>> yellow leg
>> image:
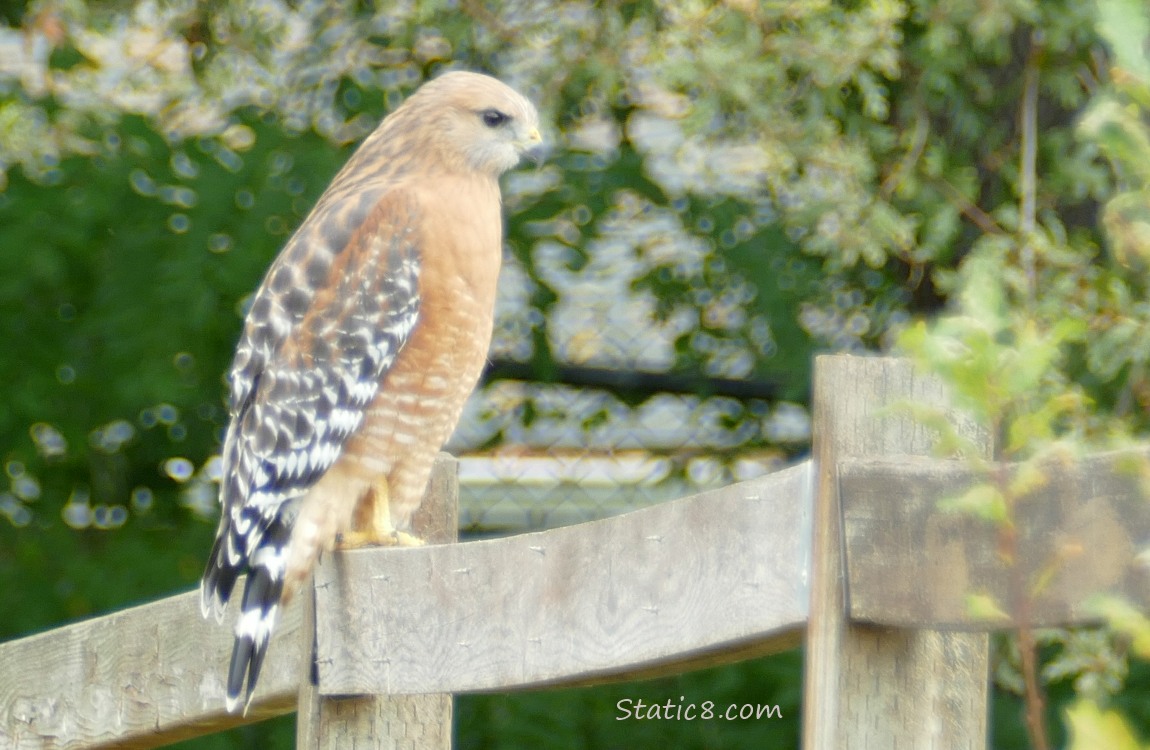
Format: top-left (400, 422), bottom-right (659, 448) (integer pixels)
top-left (337, 480), bottom-right (425, 549)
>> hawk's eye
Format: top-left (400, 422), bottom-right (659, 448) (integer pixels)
top-left (481, 109), bottom-right (509, 128)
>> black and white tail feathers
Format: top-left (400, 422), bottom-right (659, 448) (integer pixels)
top-left (201, 509), bottom-right (292, 713)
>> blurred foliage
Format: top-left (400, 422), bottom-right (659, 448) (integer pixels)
top-left (2, 0), bottom-right (1150, 747)
top-left (898, 0), bottom-right (1150, 743)
top-left (1066, 697), bottom-right (1148, 750)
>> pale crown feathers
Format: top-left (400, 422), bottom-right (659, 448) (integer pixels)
top-left (349, 70), bottom-right (544, 180)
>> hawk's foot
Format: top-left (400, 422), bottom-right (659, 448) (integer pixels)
top-left (336, 529), bottom-right (426, 549)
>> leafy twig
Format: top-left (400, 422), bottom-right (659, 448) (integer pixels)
top-left (934, 178), bottom-right (1006, 235)
top-left (994, 453), bottom-right (1050, 750)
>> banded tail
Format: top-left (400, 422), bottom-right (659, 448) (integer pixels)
top-left (201, 513), bottom-right (291, 713)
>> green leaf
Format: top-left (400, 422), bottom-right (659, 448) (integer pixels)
top-left (938, 482), bottom-right (1008, 524)
top-left (1065, 698), bottom-right (1146, 750)
top-left (1102, 190), bottom-right (1150, 268)
top-left (1007, 459), bottom-right (1049, 498)
top-left (1096, 0), bottom-right (1150, 82)
top-left (1086, 594), bottom-right (1150, 659)
top-left (964, 592), bottom-right (1011, 623)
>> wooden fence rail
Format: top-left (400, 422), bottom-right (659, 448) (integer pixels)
top-left (2, 355), bottom-right (1147, 749)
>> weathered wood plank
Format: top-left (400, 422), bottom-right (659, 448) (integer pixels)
top-left (803, 355), bottom-right (990, 750)
top-left (0, 458), bottom-right (812, 749)
top-left (0, 586), bottom-right (303, 750)
top-left (840, 448), bottom-right (1150, 628)
top-left (314, 461), bottom-right (813, 695)
top-left (298, 453), bottom-right (457, 749)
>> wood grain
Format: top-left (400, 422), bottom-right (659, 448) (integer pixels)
top-left (313, 460), bottom-right (813, 695)
top-left (297, 453), bottom-right (458, 749)
top-left (0, 585), bottom-right (303, 750)
top-left (803, 355), bottom-right (990, 750)
top-left (840, 449), bottom-right (1150, 628)
top-left (0, 458), bottom-right (811, 749)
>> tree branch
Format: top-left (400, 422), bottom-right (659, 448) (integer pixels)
top-left (1019, 31), bottom-right (1043, 302)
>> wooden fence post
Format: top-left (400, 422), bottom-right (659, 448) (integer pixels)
top-left (803, 355), bottom-right (991, 749)
top-left (297, 453), bottom-right (458, 750)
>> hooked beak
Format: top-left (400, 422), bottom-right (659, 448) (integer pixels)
top-left (521, 127), bottom-right (548, 166)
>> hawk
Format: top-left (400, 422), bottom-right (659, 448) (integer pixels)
top-left (200, 71), bottom-right (542, 712)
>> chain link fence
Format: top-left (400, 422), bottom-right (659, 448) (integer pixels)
top-left (446, 217), bottom-right (814, 535)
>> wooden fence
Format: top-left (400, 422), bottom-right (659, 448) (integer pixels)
top-left (3, 354), bottom-right (1148, 748)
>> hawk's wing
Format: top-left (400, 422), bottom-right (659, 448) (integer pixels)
top-left (200, 189), bottom-right (421, 710)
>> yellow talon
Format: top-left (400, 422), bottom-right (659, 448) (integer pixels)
top-left (336, 529), bottom-right (425, 549)
top-left (337, 479), bottom-right (425, 549)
